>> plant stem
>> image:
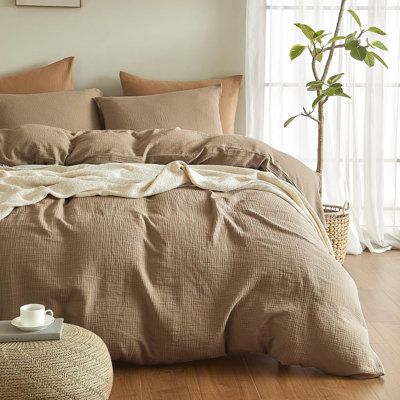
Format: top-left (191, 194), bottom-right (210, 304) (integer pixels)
top-left (303, 113), bottom-right (320, 124)
top-left (321, 0), bottom-right (347, 82)
top-left (316, 103), bottom-right (324, 174)
top-left (310, 49), bottom-right (320, 81)
top-left (316, 0), bottom-right (347, 180)
top-left (321, 43), bottom-right (345, 53)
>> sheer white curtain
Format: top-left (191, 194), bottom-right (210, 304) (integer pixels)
top-left (246, 0), bottom-right (400, 253)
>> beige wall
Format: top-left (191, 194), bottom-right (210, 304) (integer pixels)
top-left (0, 0), bottom-right (246, 133)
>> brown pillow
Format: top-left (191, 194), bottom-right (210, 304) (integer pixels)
top-left (120, 71), bottom-right (242, 134)
top-left (0, 57), bottom-right (74, 94)
top-left (0, 124), bottom-right (72, 166)
top-left (95, 86), bottom-right (223, 134)
top-left (67, 129), bottom-right (154, 165)
top-left (0, 89), bottom-right (102, 131)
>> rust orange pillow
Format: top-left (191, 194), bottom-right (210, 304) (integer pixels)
top-left (120, 71), bottom-right (242, 134)
top-left (0, 57), bottom-right (74, 94)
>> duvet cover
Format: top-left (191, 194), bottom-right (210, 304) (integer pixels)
top-left (0, 125), bottom-right (383, 378)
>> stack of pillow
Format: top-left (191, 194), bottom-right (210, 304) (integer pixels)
top-left (0, 57), bottom-right (242, 134)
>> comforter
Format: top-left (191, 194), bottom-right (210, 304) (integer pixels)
top-left (0, 125), bottom-right (383, 378)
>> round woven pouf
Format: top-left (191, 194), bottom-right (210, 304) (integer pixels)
top-left (0, 323), bottom-right (113, 400)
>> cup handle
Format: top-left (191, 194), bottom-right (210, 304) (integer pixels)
top-left (45, 309), bottom-right (53, 317)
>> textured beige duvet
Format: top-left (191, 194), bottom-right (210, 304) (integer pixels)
top-left (0, 125), bottom-right (384, 378)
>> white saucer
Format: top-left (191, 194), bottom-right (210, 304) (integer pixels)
top-left (11, 315), bottom-right (55, 332)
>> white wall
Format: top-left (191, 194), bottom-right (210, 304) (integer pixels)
top-left (0, 0), bottom-right (246, 133)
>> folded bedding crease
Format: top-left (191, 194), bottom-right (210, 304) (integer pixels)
top-left (0, 124), bottom-right (384, 378)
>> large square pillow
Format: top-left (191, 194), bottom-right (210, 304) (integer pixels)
top-left (95, 86), bottom-right (223, 134)
top-left (0, 57), bottom-right (74, 94)
top-left (120, 71), bottom-right (242, 134)
top-left (0, 89), bottom-right (102, 131)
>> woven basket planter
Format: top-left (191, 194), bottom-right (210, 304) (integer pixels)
top-left (323, 202), bottom-right (350, 264)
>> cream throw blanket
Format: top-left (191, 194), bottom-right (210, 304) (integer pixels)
top-left (0, 161), bottom-right (333, 254)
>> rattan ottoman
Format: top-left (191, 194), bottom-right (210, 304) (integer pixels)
top-left (0, 323), bottom-right (113, 400)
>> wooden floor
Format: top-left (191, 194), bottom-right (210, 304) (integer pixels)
top-left (110, 251), bottom-right (400, 400)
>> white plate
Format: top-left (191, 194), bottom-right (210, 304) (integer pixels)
top-left (11, 315), bottom-right (55, 332)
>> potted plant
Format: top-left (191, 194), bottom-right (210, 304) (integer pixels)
top-left (284, 0), bottom-right (388, 263)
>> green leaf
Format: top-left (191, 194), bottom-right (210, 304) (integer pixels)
top-left (345, 38), bottom-right (360, 50)
top-left (314, 50), bottom-right (323, 62)
top-left (322, 87), bottom-right (337, 96)
top-left (350, 46), bottom-right (367, 61)
top-left (348, 10), bottom-right (362, 28)
top-left (312, 94), bottom-right (325, 108)
top-left (327, 73), bottom-right (344, 84)
top-left (334, 87), bottom-right (344, 94)
top-left (317, 34), bottom-right (330, 43)
top-left (306, 80), bottom-right (323, 86)
top-left (337, 92), bottom-right (351, 99)
top-left (284, 115), bottom-right (300, 128)
top-left (346, 31), bottom-right (357, 39)
top-left (328, 35), bottom-right (346, 44)
top-left (364, 51), bottom-right (375, 67)
top-left (313, 30), bottom-right (330, 43)
top-left (370, 51), bottom-right (388, 68)
top-left (367, 26), bottom-right (386, 35)
top-left (294, 23), bottom-right (316, 40)
top-left (371, 40), bottom-right (388, 51)
top-left (289, 44), bottom-right (306, 60)
top-left (313, 29), bottom-right (324, 38)
top-left (322, 85), bottom-right (350, 98)
top-left (307, 83), bottom-right (323, 91)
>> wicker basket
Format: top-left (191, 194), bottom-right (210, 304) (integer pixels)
top-left (323, 202), bottom-right (350, 264)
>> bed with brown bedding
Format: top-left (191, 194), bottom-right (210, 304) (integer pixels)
top-left (0, 125), bottom-right (383, 378)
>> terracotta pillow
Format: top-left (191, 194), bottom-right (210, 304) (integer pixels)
top-left (0, 89), bottom-right (102, 131)
top-left (0, 57), bottom-right (74, 94)
top-left (120, 71), bottom-right (242, 134)
top-left (95, 86), bottom-right (223, 134)
top-left (0, 124), bottom-right (72, 166)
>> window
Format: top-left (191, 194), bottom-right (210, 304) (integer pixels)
top-left (264, 0), bottom-right (400, 231)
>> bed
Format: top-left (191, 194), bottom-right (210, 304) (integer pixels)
top-left (0, 124), bottom-right (383, 378)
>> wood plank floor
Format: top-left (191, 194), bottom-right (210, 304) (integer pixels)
top-left (110, 251), bottom-right (400, 400)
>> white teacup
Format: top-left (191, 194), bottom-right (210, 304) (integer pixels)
top-left (20, 304), bottom-right (53, 327)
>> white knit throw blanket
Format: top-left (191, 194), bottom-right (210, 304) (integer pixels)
top-left (0, 161), bottom-right (333, 254)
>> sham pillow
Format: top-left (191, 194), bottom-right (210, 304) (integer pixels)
top-left (0, 57), bottom-right (74, 94)
top-left (0, 124), bottom-right (72, 166)
top-left (120, 71), bottom-right (242, 134)
top-left (95, 86), bottom-right (223, 134)
top-left (0, 89), bottom-right (102, 131)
